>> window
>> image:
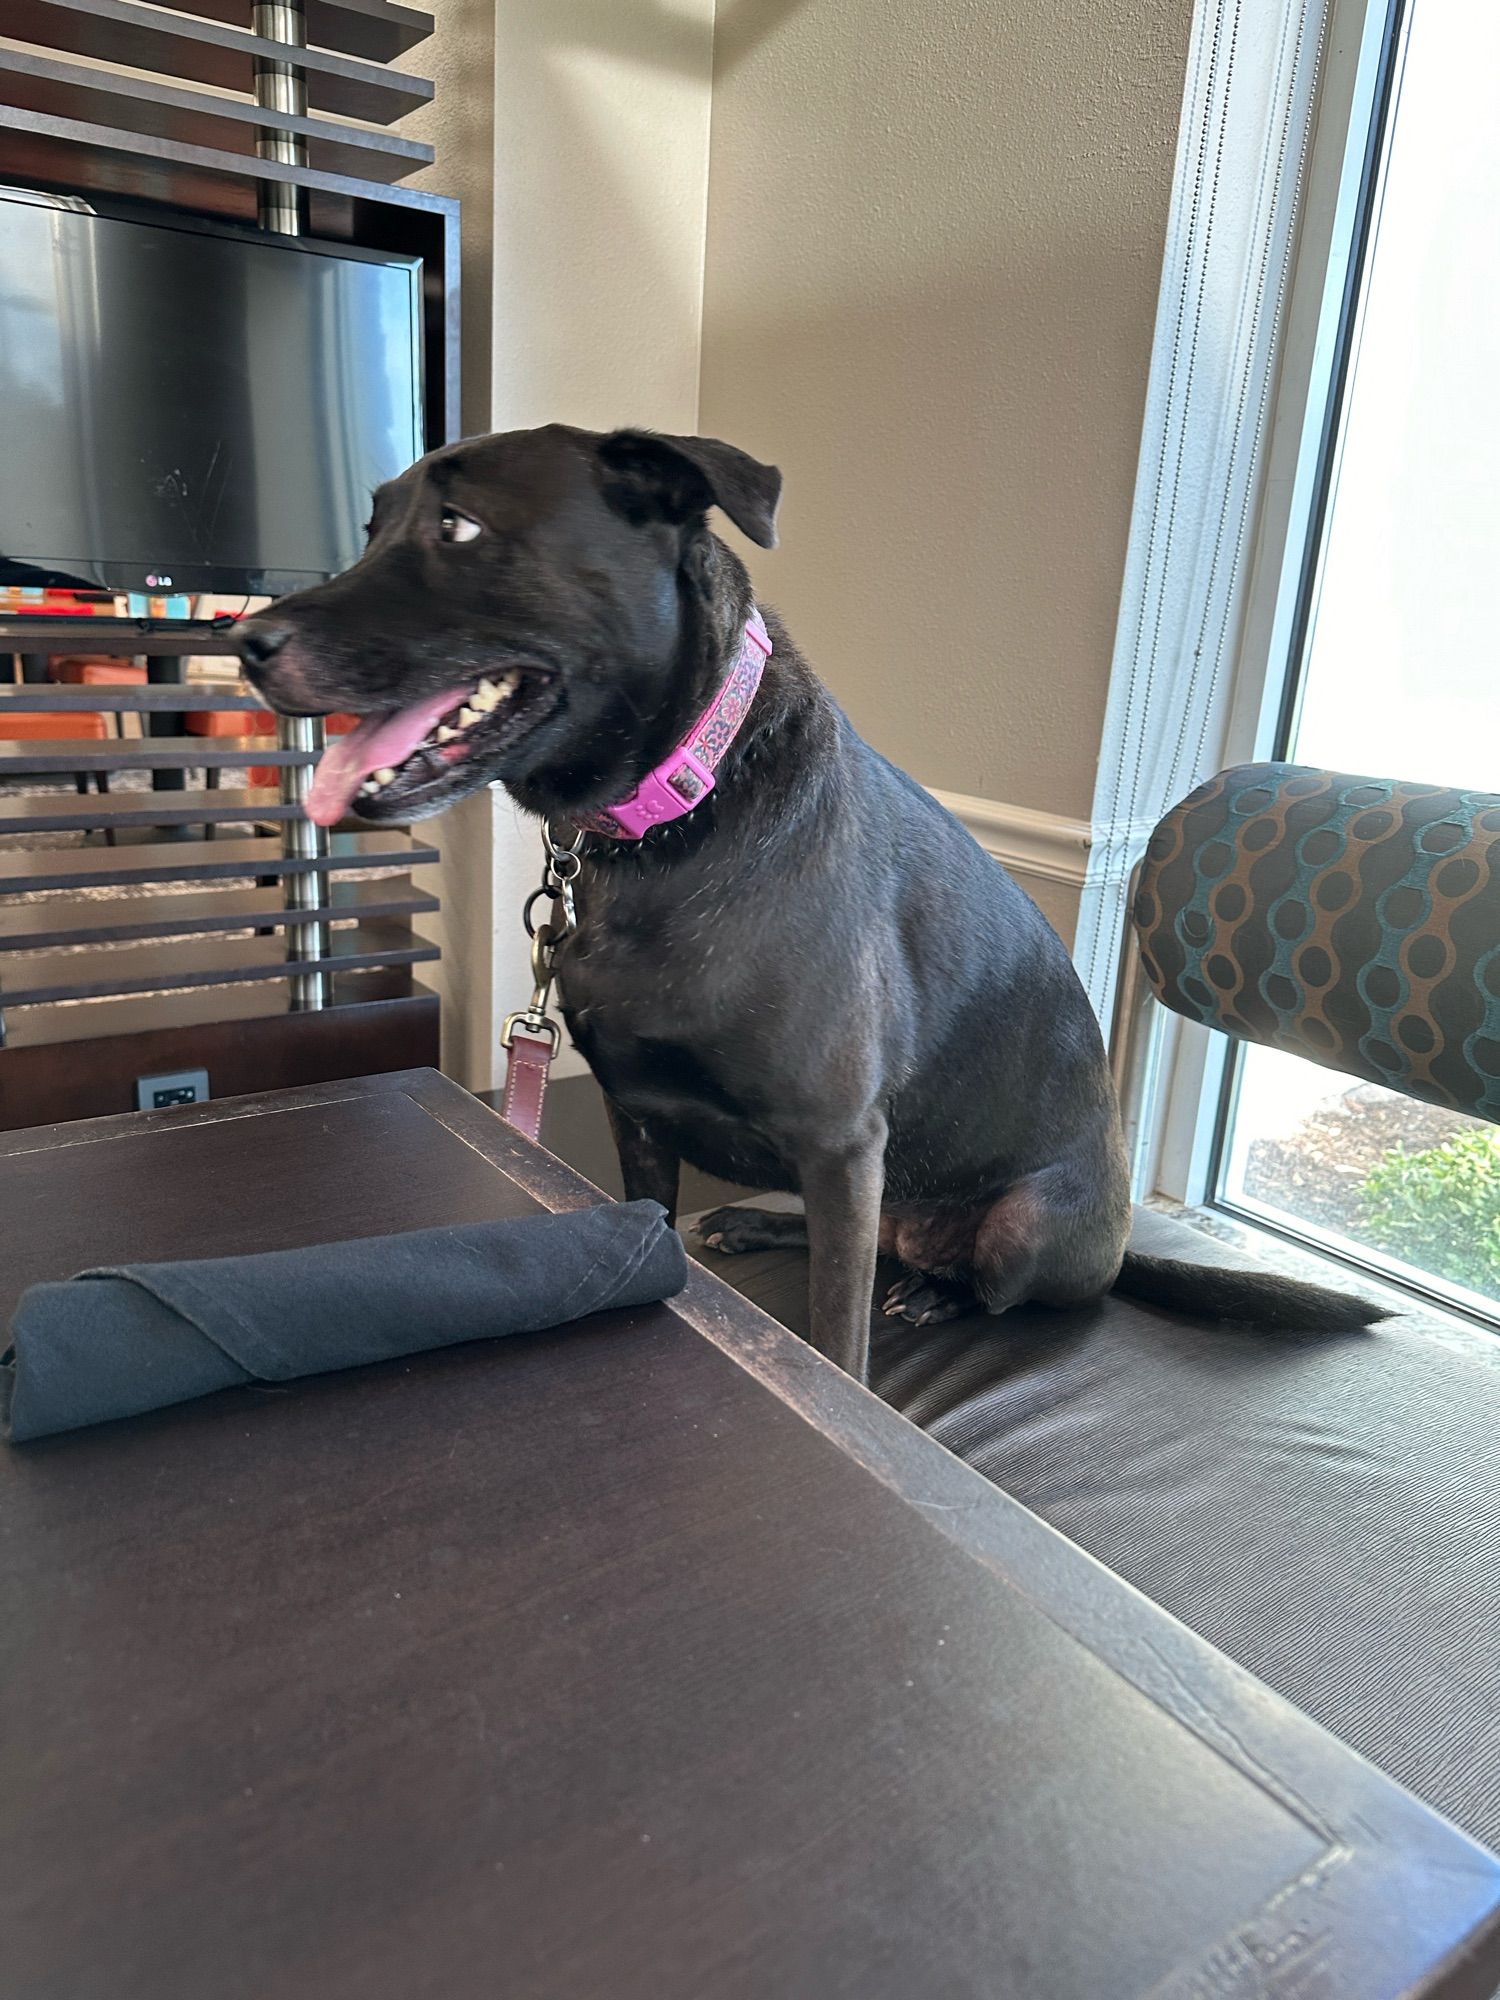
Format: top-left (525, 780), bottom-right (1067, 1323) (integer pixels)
top-left (1206, 0), bottom-right (1500, 1321)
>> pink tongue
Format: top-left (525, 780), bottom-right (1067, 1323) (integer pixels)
top-left (305, 686), bottom-right (471, 826)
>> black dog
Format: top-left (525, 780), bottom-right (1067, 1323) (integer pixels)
top-left (239, 425), bottom-right (1383, 1379)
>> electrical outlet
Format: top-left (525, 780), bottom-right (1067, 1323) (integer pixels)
top-left (135, 1069), bottom-right (210, 1112)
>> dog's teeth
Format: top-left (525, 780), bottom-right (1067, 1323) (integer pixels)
top-left (458, 706), bottom-right (480, 728)
top-left (498, 670), bottom-right (520, 697)
top-left (436, 724), bottom-right (458, 742)
top-left (374, 767), bottom-right (397, 786)
top-left (472, 679), bottom-right (500, 712)
top-left (358, 780), bottom-right (377, 797)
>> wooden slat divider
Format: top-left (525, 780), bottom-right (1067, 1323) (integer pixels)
top-left (0, 48), bottom-right (434, 182)
top-left (1, 0), bottom-right (432, 124)
top-left (138, 0), bottom-right (434, 64)
top-left (0, 876), bottom-right (438, 952)
top-left (0, 788), bottom-right (290, 836)
top-left (0, 688), bottom-right (266, 711)
top-left (1, 969), bottom-right (432, 1049)
top-left (0, 920), bottom-right (438, 1007)
top-left (0, 831), bottom-right (432, 896)
top-left (0, 739), bottom-right (313, 771)
top-left (0, 0), bottom-right (448, 1087)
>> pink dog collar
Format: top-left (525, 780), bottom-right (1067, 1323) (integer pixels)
top-left (575, 611), bottom-right (772, 840)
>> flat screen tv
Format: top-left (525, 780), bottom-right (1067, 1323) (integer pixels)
top-left (0, 191), bottom-right (425, 596)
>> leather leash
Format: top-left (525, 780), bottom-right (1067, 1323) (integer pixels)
top-left (498, 822), bottom-right (583, 1143)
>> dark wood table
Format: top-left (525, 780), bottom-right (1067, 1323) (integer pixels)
top-left (3, 1070), bottom-right (1498, 2000)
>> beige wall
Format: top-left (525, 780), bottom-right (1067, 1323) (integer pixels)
top-left (698, 0), bottom-right (1192, 827)
top-left (408, 1), bottom-right (717, 1084)
top-left (406, 0), bottom-right (719, 439)
top-left (401, 0), bottom-right (500, 1088)
top-left (489, 0), bottom-right (715, 435)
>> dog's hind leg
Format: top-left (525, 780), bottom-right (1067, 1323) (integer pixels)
top-left (605, 1097), bottom-right (681, 1222)
top-left (879, 1205), bottom-right (986, 1324)
top-left (882, 1272), bottom-right (973, 1325)
top-left (696, 1206), bottom-right (808, 1254)
top-left (883, 1173), bottom-right (1110, 1326)
top-left (973, 1163), bottom-right (1127, 1316)
top-left (970, 1185), bottom-right (1047, 1316)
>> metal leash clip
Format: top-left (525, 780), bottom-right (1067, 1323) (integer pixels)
top-left (500, 822), bottom-right (585, 1055)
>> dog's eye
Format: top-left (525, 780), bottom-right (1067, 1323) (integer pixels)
top-left (441, 509), bottom-right (483, 545)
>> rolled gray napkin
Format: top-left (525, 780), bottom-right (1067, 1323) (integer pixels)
top-left (3, 1201), bottom-right (686, 1443)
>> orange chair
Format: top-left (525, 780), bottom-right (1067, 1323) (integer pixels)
top-left (0, 708), bottom-right (112, 829)
top-left (183, 706), bottom-right (355, 795)
top-left (176, 707), bottom-right (273, 838)
top-left (53, 663), bottom-right (147, 748)
top-left (0, 710), bottom-right (109, 741)
top-left (51, 657), bottom-right (147, 687)
top-left (186, 708), bottom-right (276, 739)
top-left (187, 705), bottom-right (273, 791)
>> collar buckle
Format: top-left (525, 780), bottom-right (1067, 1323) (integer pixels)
top-left (594, 748), bottom-right (715, 839)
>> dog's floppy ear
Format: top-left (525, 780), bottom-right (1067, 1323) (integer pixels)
top-left (598, 430), bottom-right (782, 549)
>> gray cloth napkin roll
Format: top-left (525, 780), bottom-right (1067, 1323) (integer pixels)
top-left (4, 1201), bottom-right (686, 1443)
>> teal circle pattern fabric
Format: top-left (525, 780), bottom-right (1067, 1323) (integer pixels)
top-left (1133, 763), bottom-right (1500, 1124)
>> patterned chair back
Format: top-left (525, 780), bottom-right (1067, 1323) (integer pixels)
top-left (1132, 764), bottom-right (1500, 1124)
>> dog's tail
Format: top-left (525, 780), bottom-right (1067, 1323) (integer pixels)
top-left (1113, 1251), bottom-right (1391, 1334)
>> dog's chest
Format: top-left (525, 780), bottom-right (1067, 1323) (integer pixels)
top-left (557, 896), bottom-right (717, 1047)
top-left (556, 880), bottom-right (758, 1111)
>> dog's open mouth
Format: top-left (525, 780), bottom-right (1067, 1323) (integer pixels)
top-left (304, 668), bottom-right (558, 825)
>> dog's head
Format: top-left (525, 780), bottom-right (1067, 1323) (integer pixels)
top-left (236, 423), bottom-right (781, 825)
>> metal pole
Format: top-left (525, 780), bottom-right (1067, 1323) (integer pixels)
top-left (252, 1), bottom-right (309, 237)
top-left (252, 0), bottom-right (329, 1008)
top-left (278, 715), bottom-right (330, 1010)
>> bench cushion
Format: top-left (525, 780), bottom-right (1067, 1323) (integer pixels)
top-left (692, 1203), bottom-right (1500, 1855)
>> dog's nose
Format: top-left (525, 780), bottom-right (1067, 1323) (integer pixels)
top-left (237, 623), bottom-right (291, 672)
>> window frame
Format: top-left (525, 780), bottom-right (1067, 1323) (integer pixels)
top-left (1142, 0), bottom-right (1415, 1216)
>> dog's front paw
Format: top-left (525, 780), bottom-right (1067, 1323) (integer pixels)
top-left (695, 1206), bottom-right (806, 1255)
